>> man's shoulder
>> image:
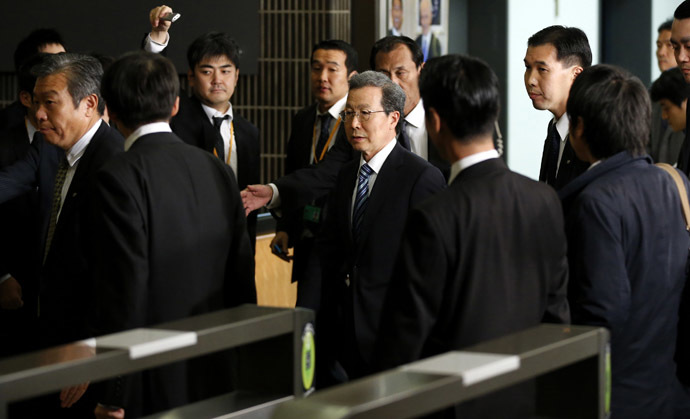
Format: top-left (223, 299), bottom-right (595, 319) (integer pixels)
top-left (233, 112), bottom-right (259, 137)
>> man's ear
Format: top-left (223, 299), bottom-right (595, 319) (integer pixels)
top-left (18, 91), bottom-right (32, 109)
top-left (82, 94), bottom-right (98, 116)
top-left (572, 65), bottom-right (583, 79)
top-left (426, 107), bottom-right (441, 135)
top-left (348, 70), bottom-right (358, 80)
top-left (187, 69), bottom-right (194, 84)
top-left (171, 96), bottom-right (180, 118)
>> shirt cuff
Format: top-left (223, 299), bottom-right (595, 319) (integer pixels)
top-left (144, 32), bottom-right (169, 53)
top-left (267, 183), bottom-right (281, 209)
top-left (0, 274), bottom-right (11, 285)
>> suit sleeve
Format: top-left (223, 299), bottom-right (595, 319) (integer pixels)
top-left (409, 165), bottom-right (446, 207)
top-left (0, 138), bottom-right (41, 204)
top-left (542, 194), bottom-right (570, 324)
top-left (568, 197), bottom-right (629, 334)
top-left (273, 128), bottom-right (354, 212)
top-left (373, 206), bottom-right (448, 370)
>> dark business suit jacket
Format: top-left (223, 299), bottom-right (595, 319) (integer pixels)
top-left (538, 125), bottom-right (589, 190)
top-left (0, 124), bottom-right (41, 356)
top-left (171, 94), bottom-right (260, 247)
top-left (319, 143), bottom-right (446, 380)
top-left (677, 105), bottom-right (690, 176)
top-left (274, 120), bottom-right (449, 213)
top-left (559, 152), bottom-right (690, 419)
top-left (415, 33), bottom-right (442, 60)
top-left (374, 157), bottom-right (569, 417)
top-left (90, 131), bottom-right (256, 416)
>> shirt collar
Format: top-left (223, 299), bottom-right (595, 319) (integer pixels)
top-left (317, 95), bottom-right (348, 120)
top-left (125, 122), bottom-right (173, 151)
top-left (448, 149), bottom-right (500, 184)
top-left (359, 137), bottom-right (397, 173)
top-left (201, 102), bottom-right (234, 121)
top-left (391, 27), bottom-right (402, 36)
top-left (66, 119), bottom-right (102, 167)
top-left (405, 99), bottom-right (424, 128)
top-left (554, 112), bottom-right (569, 142)
top-left (25, 117), bottom-right (37, 143)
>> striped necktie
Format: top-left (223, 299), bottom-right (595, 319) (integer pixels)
top-left (352, 163), bottom-right (374, 243)
top-left (44, 156), bottom-right (69, 264)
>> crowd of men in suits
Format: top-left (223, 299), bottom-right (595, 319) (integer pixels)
top-left (1, 1), bottom-right (690, 418)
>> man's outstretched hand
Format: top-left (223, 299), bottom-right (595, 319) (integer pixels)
top-left (241, 185), bottom-right (273, 215)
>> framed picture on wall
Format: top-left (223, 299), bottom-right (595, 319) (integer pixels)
top-left (377, 0), bottom-right (449, 61)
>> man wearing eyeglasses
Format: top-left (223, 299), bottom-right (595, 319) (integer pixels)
top-left (317, 71), bottom-right (445, 385)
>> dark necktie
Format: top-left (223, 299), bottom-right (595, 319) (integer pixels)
top-left (315, 113), bottom-right (332, 162)
top-left (545, 121), bottom-right (561, 186)
top-left (44, 156), bottom-right (68, 264)
top-left (212, 115), bottom-right (230, 161)
top-left (352, 163), bottom-right (374, 243)
top-left (398, 119), bottom-right (411, 150)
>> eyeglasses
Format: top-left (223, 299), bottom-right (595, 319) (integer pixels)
top-left (339, 110), bottom-right (386, 122)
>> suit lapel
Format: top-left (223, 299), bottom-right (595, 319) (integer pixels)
top-left (353, 144), bottom-right (404, 258)
top-left (342, 161), bottom-right (358, 249)
top-left (301, 105), bottom-right (318, 167)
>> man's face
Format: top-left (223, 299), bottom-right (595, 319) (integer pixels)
top-left (188, 55), bottom-right (238, 113)
top-left (311, 48), bottom-right (351, 111)
top-left (524, 43), bottom-right (580, 118)
top-left (344, 86), bottom-right (399, 161)
top-left (657, 29), bottom-right (676, 72)
top-left (672, 18), bottom-right (690, 82)
top-left (34, 73), bottom-right (93, 150)
top-left (38, 43), bottom-right (66, 54)
top-left (374, 44), bottom-right (421, 116)
top-left (420, 2), bottom-right (432, 34)
top-left (391, 0), bottom-right (403, 30)
top-left (659, 98), bottom-right (687, 132)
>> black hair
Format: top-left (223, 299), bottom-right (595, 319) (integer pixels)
top-left (13, 28), bottom-right (65, 72)
top-left (17, 52), bottom-right (49, 94)
top-left (420, 54), bottom-right (499, 142)
top-left (187, 32), bottom-right (241, 70)
top-left (675, 1), bottom-right (690, 20)
top-left (659, 19), bottom-right (673, 33)
top-left (651, 67), bottom-right (690, 107)
top-left (527, 26), bottom-right (592, 68)
top-left (311, 40), bottom-right (358, 74)
top-left (567, 64), bottom-right (649, 159)
top-left (101, 51), bottom-right (179, 130)
top-left (369, 36), bottom-right (424, 70)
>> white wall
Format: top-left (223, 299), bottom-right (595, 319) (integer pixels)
top-left (506, 0), bottom-right (599, 179)
top-left (651, 0), bottom-right (680, 81)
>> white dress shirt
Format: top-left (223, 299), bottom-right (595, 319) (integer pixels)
top-left (404, 99), bottom-right (428, 160)
top-left (125, 122), bottom-right (173, 151)
top-left (448, 149), bottom-right (500, 184)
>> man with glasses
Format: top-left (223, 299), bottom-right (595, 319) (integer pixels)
top-left (317, 71), bottom-right (445, 385)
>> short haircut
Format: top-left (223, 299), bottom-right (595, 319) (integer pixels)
top-left (675, 1), bottom-right (690, 20)
top-left (17, 52), bottom-right (49, 94)
top-left (187, 32), bottom-right (241, 70)
top-left (102, 52), bottom-right (179, 130)
top-left (567, 64), bottom-right (649, 159)
top-left (311, 40), bottom-right (358, 74)
top-left (369, 36), bottom-right (424, 70)
top-left (527, 26), bottom-right (592, 68)
top-left (659, 18), bottom-right (673, 33)
top-left (420, 55), bottom-right (499, 142)
top-left (392, 0), bottom-right (402, 9)
top-left (651, 68), bottom-right (690, 107)
top-left (33, 53), bottom-right (104, 115)
top-left (13, 28), bottom-right (65, 72)
top-left (349, 70), bottom-right (405, 132)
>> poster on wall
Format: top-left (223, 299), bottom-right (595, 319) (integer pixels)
top-left (377, 0), bottom-right (449, 61)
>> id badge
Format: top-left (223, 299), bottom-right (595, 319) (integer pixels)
top-left (303, 205), bottom-right (322, 223)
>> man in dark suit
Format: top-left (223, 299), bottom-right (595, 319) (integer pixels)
top-left (270, 40), bottom-right (357, 311)
top-left (415, 0), bottom-right (441, 62)
top-left (318, 71), bottom-right (445, 384)
top-left (560, 64), bottom-right (690, 419)
top-left (241, 36), bottom-right (449, 214)
top-left (144, 5), bottom-right (260, 248)
top-left (0, 52), bottom-right (50, 357)
top-left (387, 0), bottom-right (403, 36)
top-left (92, 51), bottom-right (256, 419)
top-left (374, 55), bottom-right (569, 418)
top-left (0, 53), bottom-right (124, 415)
top-left (672, 2), bottom-right (690, 176)
top-left (524, 25), bottom-right (590, 189)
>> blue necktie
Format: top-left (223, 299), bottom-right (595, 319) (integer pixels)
top-left (352, 163), bottom-right (374, 243)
